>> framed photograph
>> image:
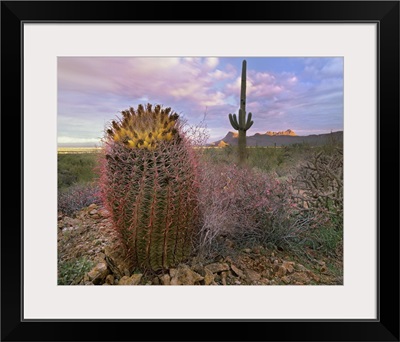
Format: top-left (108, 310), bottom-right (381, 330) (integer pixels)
top-left (2, 1), bottom-right (398, 341)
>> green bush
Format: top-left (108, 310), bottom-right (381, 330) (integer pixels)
top-left (58, 153), bottom-right (98, 190)
top-left (58, 257), bottom-right (94, 285)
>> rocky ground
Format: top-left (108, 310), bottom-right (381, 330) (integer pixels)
top-left (58, 204), bottom-right (343, 286)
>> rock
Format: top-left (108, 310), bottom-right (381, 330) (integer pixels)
top-left (292, 272), bottom-right (310, 284)
top-left (276, 266), bottom-right (287, 278)
top-left (205, 263), bottom-right (230, 274)
top-left (105, 274), bottom-right (114, 285)
top-left (87, 262), bottom-right (109, 285)
top-left (317, 260), bottom-right (326, 266)
top-left (159, 274), bottom-right (171, 285)
top-left (307, 271), bottom-right (320, 283)
top-left (320, 265), bottom-right (328, 273)
top-left (94, 252), bottom-right (106, 263)
top-left (99, 209), bottom-right (110, 218)
top-left (243, 248), bottom-right (252, 254)
top-left (281, 276), bottom-right (291, 284)
top-left (221, 271), bottom-right (228, 285)
top-left (104, 247), bottom-right (124, 279)
top-left (244, 268), bottom-right (261, 283)
top-left (282, 262), bottom-right (295, 274)
top-left (119, 274), bottom-right (142, 285)
top-left (89, 209), bottom-right (98, 215)
top-left (88, 203), bottom-right (98, 210)
top-left (261, 279), bottom-right (270, 285)
top-left (230, 264), bottom-right (245, 278)
top-left (261, 269), bottom-right (272, 278)
top-left (84, 281), bottom-right (94, 285)
top-left (203, 267), bottom-right (214, 285)
top-left (169, 268), bottom-right (177, 278)
top-left (170, 264), bottom-right (203, 285)
top-left (152, 277), bottom-right (160, 285)
top-left (294, 263), bottom-right (307, 272)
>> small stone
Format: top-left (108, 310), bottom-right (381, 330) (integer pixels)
top-left (320, 265), bottom-right (328, 273)
top-left (282, 262), bottom-right (295, 274)
top-left (317, 260), bottom-right (326, 266)
top-left (230, 264), bottom-right (245, 278)
top-left (204, 267), bottom-right (214, 285)
top-left (261, 269), bottom-right (271, 278)
top-left (95, 252), bottom-right (106, 263)
top-left (261, 278), bottom-right (270, 285)
top-left (169, 268), bottom-right (177, 278)
top-left (292, 272), bottom-right (310, 284)
top-left (276, 266), bottom-right (287, 278)
top-left (294, 263), bottom-right (307, 272)
top-left (87, 262), bottom-right (109, 285)
top-left (88, 203), bottom-right (98, 210)
top-left (244, 268), bottom-right (261, 283)
top-left (205, 263), bottom-right (230, 274)
top-left (89, 209), bottom-right (98, 215)
top-left (234, 280), bottom-right (241, 285)
top-left (281, 276), bottom-right (291, 284)
top-left (152, 277), bottom-right (160, 285)
top-left (118, 273), bottom-right (143, 285)
top-left (243, 248), bottom-right (252, 254)
top-left (221, 271), bottom-right (228, 285)
top-left (271, 252), bottom-right (275, 257)
top-left (307, 271), bottom-right (320, 282)
top-left (159, 274), bottom-right (171, 285)
top-left (99, 209), bottom-right (110, 217)
top-left (84, 281), bottom-right (94, 285)
top-left (105, 274), bottom-right (114, 285)
top-left (169, 264), bottom-right (203, 285)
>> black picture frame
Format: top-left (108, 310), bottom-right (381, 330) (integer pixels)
top-left (1, 1), bottom-right (399, 341)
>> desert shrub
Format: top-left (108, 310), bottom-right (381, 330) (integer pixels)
top-left (58, 182), bottom-right (101, 216)
top-left (58, 153), bottom-right (98, 189)
top-left (285, 147), bottom-right (343, 256)
top-left (58, 257), bottom-right (94, 285)
top-left (197, 162), bottom-right (309, 255)
top-left (290, 147), bottom-right (343, 227)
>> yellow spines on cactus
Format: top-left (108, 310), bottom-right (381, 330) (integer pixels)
top-left (106, 104), bottom-right (180, 150)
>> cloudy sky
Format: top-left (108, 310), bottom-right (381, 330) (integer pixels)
top-left (58, 57), bottom-right (343, 146)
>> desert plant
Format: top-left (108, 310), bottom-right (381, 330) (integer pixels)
top-left (58, 257), bottom-right (94, 285)
top-left (290, 147), bottom-right (343, 226)
top-left (58, 182), bottom-right (101, 216)
top-left (99, 104), bottom-right (199, 271)
top-left (197, 163), bottom-right (305, 253)
top-left (228, 60), bottom-right (254, 165)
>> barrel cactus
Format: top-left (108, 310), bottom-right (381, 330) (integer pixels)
top-left (99, 104), bottom-right (199, 271)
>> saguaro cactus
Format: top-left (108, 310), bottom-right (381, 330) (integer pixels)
top-left (228, 60), bottom-right (254, 165)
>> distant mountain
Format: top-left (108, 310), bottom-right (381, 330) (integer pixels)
top-left (209, 130), bottom-right (343, 147)
top-left (265, 129), bottom-right (297, 136)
